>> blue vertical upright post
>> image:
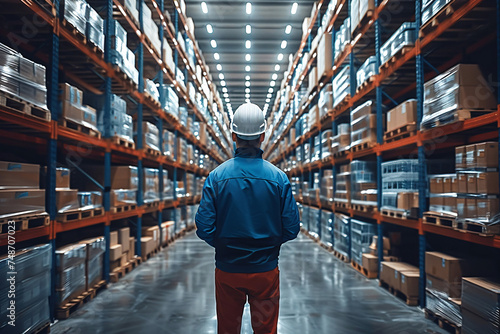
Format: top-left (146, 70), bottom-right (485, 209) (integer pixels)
top-left (47, 1), bottom-right (60, 318)
top-left (497, 0), bottom-right (500, 189)
top-left (415, 0), bottom-right (427, 309)
top-left (157, 0), bottom-right (165, 246)
top-left (102, 0), bottom-right (114, 283)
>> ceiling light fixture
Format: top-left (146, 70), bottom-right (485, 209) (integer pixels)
top-left (277, 53), bottom-right (283, 61)
top-left (216, 64), bottom-right (222, 71)
top-left (221, 80), bottom-right (226, 86)
top-left (222, 87), bottom-right (228, 93)
top-left (285, 25), bottom-right (292, 34)
top-left (223, 93), bottom-right (228, 98)
top-left (245, 88), bottom-right (250, 93)
top-left (245, 93), bottom-right (250, 98)
top-left (291, 2), bottom-right (298, 14)
top-left (201, 2), bottom-right (208, 14)
top-left (246, 40), bottom-right (251, 49)
top-left (214, 53), bottom-right (220, 60)
top-left (211, 40), bottom-right (217, 48)
top-left (275, 64), bottom-right (280, 71)
top-left (281, 40), bottom-right (287, 49)
top-left (245, 54), bottom-right (251, 61)
top-left (246, 24), bottom-right (251, 34)
top-left (268, 88), bottom-right (273, 93)
top-left (246, 2), bottom-right (252, 14)
top-left (267, 93), bottom-right (272, 98)
top-left (245, 81), bottom-right (250, 87)
top-left (266, 98), bottom-right (270, 103)
top-left (206, 24), bottom-right (213, 34)
top-left (246, 98), bottom-right (250, 103)
top-left (245, 65), bottom-right (251, 71)
top-left (272, 73), bottom-right (278, 80)
top-left (245, 75), bottom-right (250, 81)
top-left (219, 73), bottom-right (224, 80)
top-left (270, 81), bottom-right (276, 87)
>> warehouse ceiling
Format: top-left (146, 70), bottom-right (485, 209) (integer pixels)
top-left (185, 0), bottom-right (317, 119)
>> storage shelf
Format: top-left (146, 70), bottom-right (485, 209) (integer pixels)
top-left (0, 226), bottom-right (51, 247)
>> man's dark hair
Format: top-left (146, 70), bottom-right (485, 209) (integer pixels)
top-left (236, 135), bottom-right (261, 148)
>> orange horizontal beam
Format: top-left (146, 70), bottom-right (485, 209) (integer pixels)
top-left (0, 226), bottom-right (50, 246)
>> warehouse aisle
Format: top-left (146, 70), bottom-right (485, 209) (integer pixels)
top-left (51, 233), bottom-right (447, 334)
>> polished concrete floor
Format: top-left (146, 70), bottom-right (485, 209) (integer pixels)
top-left (51, 233), bottom-right (447, 334)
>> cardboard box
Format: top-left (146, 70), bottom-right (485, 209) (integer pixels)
top-left (476, 142), bottom-right (498, 168)
top-left (466, 198), bottom-right (477, 218)
top-left (400, 271), bottom-right (419, 298)
top-left (466, 144), bottom-right (476, 168)
top-left (60, 83), bottom-right (83, 105)
top-left (110, 244), bottom-right (123, 261)
top-left (457, 173), bottom-right (468, 193)
top-left (317, 32), bottom-right (333, 78)
top-left (451, 174), bottom-right (458, 193)
top-left (302, 17), bottom-right (311, 39)
top-left (425, 252), bottom-right (494, 284)
top-left (477, 198), bottom-right (500, 218)
top-left (386, 99), bottom-right (417, 133)
top-left (128, 237), bottom-right (135, 260)
top-left (442, 175), bottom-right (453, 193)
top-left (476, 172), bottom-right (499, 194)
top-left (443, 196), bottom-right (457, 213)
top-left (467, 173), bottom-right (477, 194)
top-left (55, 189), bottom-right (79, 212)
top-left (120, 253), bottom-right (128, 266)
top-left (110, 231), bottom-right (118, 246)
top-left (380, 262), bottom-right (396, 286)
top-left (455, 146), bottom-right (466, 169)
top-left (308, 67), bottom-right (317, 91)
top-left (462, 307), bottom-right (499, 334)
top-left (429, 177), bottom-right (444, 194)
top-left (457, 198), bottom-right (466, 218)
top-left (0, 189), bottom-right (45, 216)
top-left (41, 167), bottom-right (70, 189)
top-left (426, 274), bottom-right (462, 298)
top-left (462, 277), bottom-right (500, 320)
top-left (362, 253), bottom-right (378, 272)
top-left (381, 262), bottom-right (418, 290)
top-left (429, 196), bottom-right (444, 208)
top-left (118, 227), bottom-right (130, 253)
top-left (370, 235), bottom-right (391, 251)
top-left (141, 237), bottom-right (155, 259)
top-left (87, 166), bottom-right (138, 190)
top-left (0, 161), bottom-right (40, 189)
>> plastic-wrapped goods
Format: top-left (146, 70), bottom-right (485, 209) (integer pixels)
top-left (63, 0), bottom-right (87, 35)
top-left (0, 43), bottom-right (47, 109)
top-left (350, 101), bottom-right (376, 148)
top-left (146, 79), bottom-right (160, 102)
top-left (311, 135), bottom-right (321, 162)
top-left (164, 85), bottom-right (179, 117)
top-left (144, 168), bottom-right (160, 203)
top-left (136, 121), bottom-right (160, 152)
top-left (77, 191), bottom-right (102, 208)
top-left (56, 189), bottom-right (80, 212)
top-left (356, 56), bottom-right (377, 88)
top-left (331, 124), bottom-right (350, 154)
top-left (55, 243), bottom-right (87, 305)
top-left (333, 65), bottom-right (350, 108)
top-left (318, 84), bottom-right (333, 117)
top-left (320, 211), bottom-right (334, 247)
top-left (86, 4), bottom-right (104, 52)
top-left (125, 0), bottom-right (139, 23)
top-left (320, 170), bottom-right (334, 202)
top-left (462, 277), bottom-right (500, 332)
top-left (179, 106), bottom-right (188, 125)
top-left (381, 159), bottom-right (419, 209)
top-left (422, 0), bottom-right (452, 26)
top-left (350, 0), bottom-right (360, 35)
top-left (308, 207), bottom-right (320, 237)
top-left (110, 189), bottom-right (136, 206)
top-left (321, 130), bottom-right (333, 159)
top-left (334, 214), bottom-right (350, 258)
top-left (335, 165), bottom-right (350, 205)
top-left (351, 160), bottom-right (377, 205)
top-left (422, 64), bottom-right (497, 129)
top-left (425, 289), bottom-right (462, 327)
top-left (380, 22), bottom-right (417, 66)
top-left (0, 161), bottom-right (40, 189)
top-left (0, 189), bottom-right (45, 218)
top-left (162, 129), bottom-right (175, 159)
top-left (0, 244), bottom-right (51, 333)
top-left (350, 219), bottom-right (376, 265)
top-left (163, 174), bottom-right (174, 200)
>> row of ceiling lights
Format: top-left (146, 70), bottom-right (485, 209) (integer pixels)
top-left (200, 2), bottom-right (299, 117)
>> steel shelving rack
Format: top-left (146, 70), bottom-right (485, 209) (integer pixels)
top-left (0, 0), bottom-right (229, 319)
top-left (265, 0), bottom-right (500, 309)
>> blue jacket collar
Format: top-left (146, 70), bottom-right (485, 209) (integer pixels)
top-left (235, 147), bottom-right (264, 159)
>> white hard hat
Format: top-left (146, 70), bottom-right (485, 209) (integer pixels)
top-left (231, 103), bottom-right (267, 140)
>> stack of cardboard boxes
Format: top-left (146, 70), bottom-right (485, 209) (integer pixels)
top-left (380, 261), bottom-right (420, 303)
top-left (350, 101), bottom-right (377, 148)
top-left (333, 213), bottom-right (350, 259)
top-left (60, 83), bottom-right (98, 133)
top-left (385, 99), bottom-right (417, 135)
top-left (335, 164), bottom-right (351, 206)
top-left (110, 228), bottom-right (135, 270)
top-left (87, 166), bottom-right (138, 209)
top-left (331, 124), bottom-right (350, 154)
top-left (0, 161), bottom-right (45, 219)
top-left (55, 243), bottom-right (87, 306)
top-left (462, 277), bottom-right (500, 332)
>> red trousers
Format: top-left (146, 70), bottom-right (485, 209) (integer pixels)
top-left (215, 267), bottom-right (280, 334)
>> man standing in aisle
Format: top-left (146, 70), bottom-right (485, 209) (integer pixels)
top-left (195, 102), bottom-right (300, 334)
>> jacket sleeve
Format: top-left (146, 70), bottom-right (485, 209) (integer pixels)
top-left (280, 177), bottom-right (300, 244)
top-left (195, 173), bottom-right (217, 247)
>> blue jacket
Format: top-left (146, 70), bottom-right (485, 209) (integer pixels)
top-left (195, 147), bottom-right (300, 273)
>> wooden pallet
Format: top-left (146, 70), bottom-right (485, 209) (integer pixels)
top-left (56, 207), bottom-right (104, 223)
top-left (144, 147), bottom-right (161, 157)
top-left (381, 208), bottom-right (410, 219)
top-left (352, 9), bottom-right (375, 37)
top-left (421, 109), bottom-right (494, 129)
top-left (89, 43), bottom-right (104, 60)
top-left (379, 281), bottom-right (419, 306)
top-left (0, 91), bottom-right (51, 121)
top-left (333, 94), bottom-right (351, 111)
top-left (319, 242), bottom-right (333, 252)
top-left (332, 149), bottom-right (349, 159)
top-left (424, 308), bottom-right (461, 334)
top-left (110, 204), bottom-right (137, 214)
top-left (333, 249), bottom-right (350, 263)
top-left (334, 201), bottom-right (351, 210)
top-left (384, 123), bottom-right (417, 143)
top-left (0, 212), bottom-right (49, 234)
top-left (144, 200), bottom-right (161, 209)
top-left (356, 76), bottom-right (376, 94)
top-left (455, 219), bottom-right (500, 236)
top-left (351, 260), bottom-right (377, 279)
top-left (112, 65), bottom-right (138, 91)
top-left (350, 140), bottom-right (376, 153)
top-left (380, 45), bottom-right (414, 70)
top-left (32, 321), bottom-right (51, 334)
top-left (142, 246), bottom-right (161, 261)
top-left (61, 19), bottom-right (87, 45)
top-left (110, 135), bottom-right (135, 149)
top-left (423, 211), bottom-right (457, 229)
top-left (419, 0), bottom-right (464, 37)
top-left (143, 91), bottom-right (161, 109)
top-left (55, 280), bottom-right (107, 320)
top-left (351, 203), bottom-right (377, 213)
top-left (59, 118), bottom-right (101, 139)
